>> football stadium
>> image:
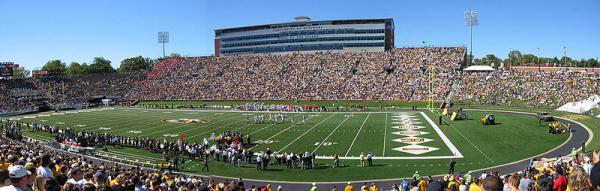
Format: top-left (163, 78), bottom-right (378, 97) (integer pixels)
top-left (1, 1), bottom-right (600, 191)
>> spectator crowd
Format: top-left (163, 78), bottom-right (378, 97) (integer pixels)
top-left (4, 47), bottom-right (600, 115)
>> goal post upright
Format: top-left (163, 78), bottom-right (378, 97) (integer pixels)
top-left (428, 65), bottom-right (436, 113)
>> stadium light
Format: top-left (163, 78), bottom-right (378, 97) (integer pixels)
top-left (537, 47), bottom-right (542, 72)
top-left (465, 10), bottom-right (478, 65)
top-left (158, 32), bottom-right (169, 58)
top-left (563, 46), bottom-right (567, 67)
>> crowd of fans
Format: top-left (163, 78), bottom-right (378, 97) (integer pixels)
top-left (30, 73), bottom-right (145, 105)
top-left (454, 70), bottom-right (600, 108)
top-left (1, 121), bottom-right (283, 191)
top-left (125, 48), bottom-right (465, 101)
top-left (0, 80), bottom-right (42, 115)
top-left (4, 47), bottom-right (600, 114)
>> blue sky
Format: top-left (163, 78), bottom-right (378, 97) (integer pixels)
top-left (0, 0), bottom-right (598, 70)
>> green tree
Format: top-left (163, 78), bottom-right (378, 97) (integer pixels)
top-left (466, 54), bottom-right (474, 66)
top-left (12, 67), bottom-right (30, 78)
top-left (588, 58), bottom-right (599, 67)
top-left (551, 57), bottom-right (560, 66)
top-left (484, 54), bottom-right (501, 67)
top-left (521, 54), bottom-right (538, 66)
top-left (87, 57), bottom-right (115, 73)
top-left (168, 53), bottom-right (182, 58)
top-left (118, 56), bottom-right (151, 73)
top-left (508, 50), bottom-right (522, 66)
top-left (66, 62), bottom-right (88, 75)
top-left (42, 60), bottom-right (66, 73)
top-left (473, 58), bottom-right (485, 65)
top-left (560, 56), bottom-right (573, 67)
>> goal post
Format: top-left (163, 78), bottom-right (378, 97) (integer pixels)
top-left (428, 66), bottom-right (436, 113)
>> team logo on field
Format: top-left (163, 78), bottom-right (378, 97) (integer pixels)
top-left (392, 145), bottom-right (440, 155)
top-left (161, 118), bottom-right (209, 124)
top-left (393, 137), bottom-right (433, 144)
top-left (392, 131), bottom-right (429, 136)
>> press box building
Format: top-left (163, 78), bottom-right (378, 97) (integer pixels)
top-left (214, 17), bottom-right (394, 56)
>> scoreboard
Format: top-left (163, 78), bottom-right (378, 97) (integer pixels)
top-left (0, 62), bottom-right (18, 77)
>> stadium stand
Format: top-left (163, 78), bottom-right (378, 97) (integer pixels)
top-left (3, 47), bottom-right (600, 115)
top-left (126, 47), bottom-right (466, 101)
top-left (454, 71), bottom-right (600, 108)
top-left (2, 47), bottom-right (600, 190)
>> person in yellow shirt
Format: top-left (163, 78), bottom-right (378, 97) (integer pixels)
top-left (447, 176), bottom-right (459, 191)
top-left (417, 178), bottom-right (428, 191)
top-left (369, 183), bottom-right (379, 191)
top-left (469, 178), bottom-right (481, 191)
top-left (0, 157), bottom-right (10, 171)
top-left (344, 182), bottom-right (355, 191)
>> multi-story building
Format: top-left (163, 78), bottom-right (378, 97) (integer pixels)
top-left (214, 17), bottom-right (394, 56)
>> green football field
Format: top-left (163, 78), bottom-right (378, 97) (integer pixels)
top-left (6, 107), bottom-right (569, 181)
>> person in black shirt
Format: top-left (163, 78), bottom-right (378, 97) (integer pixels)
top-left (589, 159), bottom-right (600, 190)
top-left (55, 166), bottom-right (68, 186)
top-left (410, 178), bottom-right (419, 188)
top-left (482, 176), bottom-right (503, 191)
top-left (426, 180), bottom-right (443, 191)
top-left (448, 159), bottom-right (456, 174)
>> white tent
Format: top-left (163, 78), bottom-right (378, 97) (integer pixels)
top-left (463, 65), bottom-right (495, 72)
top-left (555, 95), bottom-right (600, 114)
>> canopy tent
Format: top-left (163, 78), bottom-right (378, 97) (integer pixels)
top-left (462, 65), bottom-right (495, 72)
top-left (555, 95), bottom-right (600, 114)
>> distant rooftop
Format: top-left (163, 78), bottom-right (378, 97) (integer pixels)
top-left (215, 18), bottom-right (394, 34)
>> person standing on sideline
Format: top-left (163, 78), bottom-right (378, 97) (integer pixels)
top-left (201, 155), bottom-right (209, 172)
top-left (367, 152), bottom-right (373, 167)
top-left (448, 159), bottom-right (456, 174)
top-left (359, 152), bottom-right (365, 167)
top-left (333, 154), bottom-right (339, 168)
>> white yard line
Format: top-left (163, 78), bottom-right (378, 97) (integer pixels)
top-left (382, 112), bottom-right (388, 157)
top-left (419, 112), bottom-right (464, 158)
top-left (250, 115), bottom-right (318, 150)
top-left (312, 113), bottom-right (353, 153)
top-left (316, 155), bottom-right (463, 160)
top-left (187, 118), bottom-right (248, 139)
top-left (278, 114), bottom-right (337, 152)
top-left (445, 122), bottom-right (493, 162)
top-left (344, 113), bottom-right (371, 157)
top-left (247, 123), bottom-right (277, 136)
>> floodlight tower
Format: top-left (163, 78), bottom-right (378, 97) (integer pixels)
top-left (158, 32), bottom-right (169, 58)
top-left (465, 10), bottom-right (479, 65)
